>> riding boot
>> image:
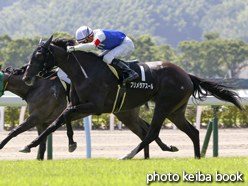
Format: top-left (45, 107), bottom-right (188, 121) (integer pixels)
top-left (111, 59), bottom-right (139, 84)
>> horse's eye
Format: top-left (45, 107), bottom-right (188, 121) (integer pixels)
top-left (36, 52), bottom-right (43, 59)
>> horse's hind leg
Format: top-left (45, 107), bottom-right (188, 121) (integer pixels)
top-left (116, 107), bottom-right (178, 153)
top-left (167, 104), bottom-right (200, 158)
top-left (0, 115), bottom-right (45, 150)
top-left (36, 125), bottom-right (48, 160)
top-left (115, 108), bottom-right (150, 159)
top-left (115, 108), bottom-right (178, 159)
top-left (118, 103), bottom-right (170, 160)
top-left (138, 117), bottom-right (178, 152)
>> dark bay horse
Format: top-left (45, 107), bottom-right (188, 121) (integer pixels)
top-left (0, 66), bottom-right (177, 160)
top-left (0, 66), bottom-right (67, 160)
top-left (21, 36), bottom-right (243, 159)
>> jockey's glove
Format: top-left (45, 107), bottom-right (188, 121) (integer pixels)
top-left (67, 46), bottom-right (75, 53)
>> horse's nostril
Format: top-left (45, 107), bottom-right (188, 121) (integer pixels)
top-left (22, 76), bottom-right (30, 81)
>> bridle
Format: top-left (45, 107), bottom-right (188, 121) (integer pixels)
top-left (37, 44), bottom-right (56, 77)
top-left (27, 44), bottom-right (56, 78)
top-left (26, 35), bottom-right (89, 80)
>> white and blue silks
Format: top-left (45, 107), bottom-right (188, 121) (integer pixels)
top-left (73, 29), bottom-right (135, 64)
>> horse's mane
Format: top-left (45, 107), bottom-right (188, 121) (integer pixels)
top-left (0, 67), bottom-right (12, 74)
top-left (13, 64), bottom-right (28, 74)
top-left (1, 65), bottom-right (28, 75)
top-left (1, 64), bottom-right (58, 79)
top-left (51, 38), bottom-right (76, 51)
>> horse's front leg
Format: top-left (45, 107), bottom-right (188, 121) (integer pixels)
top-left (58, 101), bottom-right (99, 153)
top-left (19, 114), bottom-right (65, 153)
top-left (63, 104), bottom-right (77, 152)
top-left (0, 114), bottom-right (45, 150)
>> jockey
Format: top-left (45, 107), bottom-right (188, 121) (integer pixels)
top-left (67, 26), bottom-right (139, 84)
top-left (57, 68), bottom-right (71, 84)
top-left (57, 68), bottom-right (71, 102)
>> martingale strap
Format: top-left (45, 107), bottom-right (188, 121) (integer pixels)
top-left (107, 64), bottom-right (126, 113)
top-left (112, 85), bottom-right (126, 113)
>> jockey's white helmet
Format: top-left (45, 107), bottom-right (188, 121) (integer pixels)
top-left (75, 26), bottom-right (93, 43)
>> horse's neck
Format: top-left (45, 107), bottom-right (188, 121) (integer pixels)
top-left (7, 75), bottom-right (31, 100)
top-left (57, 52), bottom-right (101, 81)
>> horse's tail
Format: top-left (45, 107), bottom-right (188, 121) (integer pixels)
top-left (188, 74), bottom-right (244, 110)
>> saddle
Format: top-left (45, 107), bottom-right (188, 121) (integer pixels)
top-left (108, 60), bottom-right (154, 89)
top-left (107, 60), bottom-right (154, 113)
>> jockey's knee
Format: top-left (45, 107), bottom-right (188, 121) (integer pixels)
top-left (103, 54), bottom-right (114, 64)
top-left (57, 69), bottom-right (71, 84)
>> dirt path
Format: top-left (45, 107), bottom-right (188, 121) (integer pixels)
top-left (0, 128), bottom-right (247, 160)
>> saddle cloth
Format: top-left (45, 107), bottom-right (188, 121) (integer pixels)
top-left (108, 61), bottom-right (154, 113)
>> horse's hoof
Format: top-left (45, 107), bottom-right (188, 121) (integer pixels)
top-left (118, 155), bottom-right (128, 160)
top-left (195, 155), bottom-right (201, 159)
top-left (19, 146), bottom-right (31, 153)
top-left (170, 146), bottom-right (179, 152)
top-left (118, 154), bottom-right (132, 160)
top-left (69, 142), bottom-right (77, 152)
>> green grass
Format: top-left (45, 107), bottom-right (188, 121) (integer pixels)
top-left (0, 157), bottom-right (247, 186)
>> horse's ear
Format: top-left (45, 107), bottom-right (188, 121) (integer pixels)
top-left (6, 66), bottom-right (12, 73)
top-left (39, 38), bottom-right (42, 44)
top-left (44, 35), bottom-right (53, 49)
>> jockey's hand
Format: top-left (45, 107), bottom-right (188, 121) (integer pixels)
top-left (67, 46), bottom-right (75, 53)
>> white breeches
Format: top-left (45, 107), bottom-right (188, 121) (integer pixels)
top-left (57, 69), bottom-right (71, 84)
top-left (102, 36), bottom-right (134, 64)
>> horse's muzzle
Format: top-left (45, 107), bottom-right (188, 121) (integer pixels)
top-left (22, 76), bottom-right (35, 86)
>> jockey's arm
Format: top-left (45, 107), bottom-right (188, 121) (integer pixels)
top-left (67, 29), bottom-right (106, 52)
top-left (73, 42), bottom-right (96, 51)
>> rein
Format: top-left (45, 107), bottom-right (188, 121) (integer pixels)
top-left (37, 45), bottom-right (56, 77)
top-left (71, 52), bottom-right (89, 79)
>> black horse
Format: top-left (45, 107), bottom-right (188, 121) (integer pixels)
top-left (0, 66), bottom-right (67, 160)
top-left (0, 66), bottom-right (177, 159)
top-left (21, 36), bottom-right (243, 159)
